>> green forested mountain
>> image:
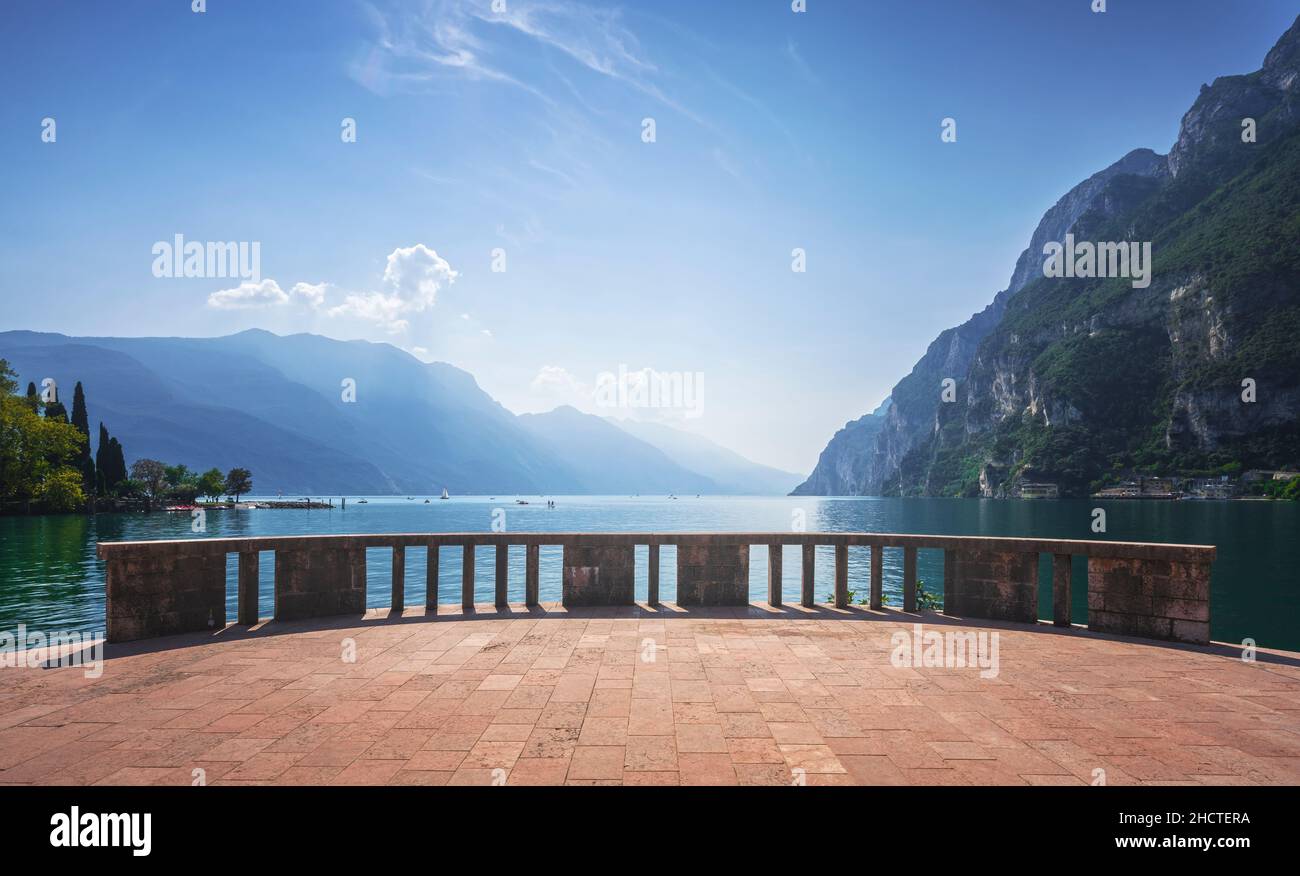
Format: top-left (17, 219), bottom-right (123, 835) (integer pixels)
top-left (798, 15), bottom-right (1300, 497)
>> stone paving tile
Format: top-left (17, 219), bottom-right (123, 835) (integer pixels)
top-left (1, 604), bottom-right (1298, 786)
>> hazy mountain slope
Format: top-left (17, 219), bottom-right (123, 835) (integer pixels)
top-left (790, 400), bottom-right (890, 495)
top-left (519, 407), bottom-right (717, 494)
top-left (0, 331), bottom-right (583, 493)
top-left (0, 334), bottom-right (390, 493)
top-left (608, 417), bottom-right (803, 495)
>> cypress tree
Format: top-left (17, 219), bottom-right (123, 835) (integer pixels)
top-left (108, 437), bottom-right (127, 491)
top-left (71, 382), bottom-right (95, 494)
top-left (95, 423), bottom-right (110, 495)
top-left (94, 423), bottom-right (128, 495)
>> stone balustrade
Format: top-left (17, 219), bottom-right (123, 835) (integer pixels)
top-left (97, 532), bottom-right (1216, 646)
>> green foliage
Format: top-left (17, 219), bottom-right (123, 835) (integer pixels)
top-left (224, 467), bottom-right (253, 501)
top-left (0, 360), bottom-right (87, 511)
top-left (197, 468), bottom-right (226, 501)
top-left (35, 467), bottom-right (86, 512)
top-left (916, 579), bottom-right (941, 611)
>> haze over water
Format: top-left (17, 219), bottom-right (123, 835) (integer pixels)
top-left (1, 496), bottom-right (1294, 651)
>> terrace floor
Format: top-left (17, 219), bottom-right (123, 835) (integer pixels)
top-left (3, 604), bottom-right (1300, 786)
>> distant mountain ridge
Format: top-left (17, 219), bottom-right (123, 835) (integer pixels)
top-left (795, 15), bottom-right (1300, 497)
top-left (606, 416), bottom-right (804, 495)
top-left (0, 329), bottom-right (795, 495)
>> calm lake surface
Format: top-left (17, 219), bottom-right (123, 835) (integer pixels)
top-left (1, 496), bottom-right (1296, 650)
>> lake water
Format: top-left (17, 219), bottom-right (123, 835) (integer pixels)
top-left (1, 496), bottom-right (1296, 650)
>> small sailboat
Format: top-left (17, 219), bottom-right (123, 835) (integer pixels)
top-left (440, 488), bottom-right (450, 500)
top-left (424, 498), bottom-right (430, 504)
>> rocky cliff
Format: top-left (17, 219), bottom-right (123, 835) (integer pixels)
top-left (796, 15), bottom-right (1300, 497)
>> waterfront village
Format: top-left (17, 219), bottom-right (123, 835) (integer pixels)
top-left (1009, 469), bottom-right (1300, 500)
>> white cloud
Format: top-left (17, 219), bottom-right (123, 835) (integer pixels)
top-left (327, 244), bottom-right (459, 333)
top-left (206, 279), bottom-right (289, 310)
top-left (290, 281), bottom-right (328, 307)
top-left (382, 244), bottom-right (459, 309)
top-left (532, 365), bottom-right (586, 396)
top-left (205, 246), bottom-right (457, 335)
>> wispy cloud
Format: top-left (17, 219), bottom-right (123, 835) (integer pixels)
top-left (785, 37), bottom-right (818, 84)
top-left (352, 0), bottom-right (709, 127)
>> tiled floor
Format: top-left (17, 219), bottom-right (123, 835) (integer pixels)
top-left (2, 604), bottom-right (1299, 786)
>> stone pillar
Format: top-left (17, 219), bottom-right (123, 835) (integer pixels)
top-left (870, 547), bottom-right (883, 610)
top-left (426, 544), bottom-right (439, 614)
top-left (391, 545), bottom-right (405, 613)
top-left (946, 549), bottom-right (1038, 624)
top-left (495, 544), bottom-right (509, 608)
top-left (525, 544), bottom-right (540, 607)
top-left (1052, 553), bottom-right (1072, 627)
top-left (648, 544), bottom-right (660, 605)
top-left (834, 544), bottom-right (848, 608)
top-left (768, 544), bottom-right (783, 607)
top-left (801, 544), bottom-right (815, 607)
top-left (237, 550), bottom-right (259, 625)
top-left (106, 547), bottom-right (228, 643)
top-left (903, 547), bottom-right (917, 612)
top-left (1086, 557), bottom-right (1210, 644)
top-left (677, 543), bottom-right (749, 606)
top-left (563, 544), bottom-right (634, 606)
top-left (942, 549), bottom-right (955, 616)
top-left (462, 545), bottom-right (475, 610)
top-left (273, 545), bottom-right (366, 622)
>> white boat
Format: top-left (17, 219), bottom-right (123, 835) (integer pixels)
top-left (440, 488), bottom-right (450, 500)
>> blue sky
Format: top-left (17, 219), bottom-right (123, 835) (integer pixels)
top-left (1, 0), bottom-right (1296, 472)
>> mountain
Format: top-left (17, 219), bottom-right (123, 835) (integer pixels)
top-left (607, 417), bottom-right (804, 495)
top-left (797, 15), bottom-right (1300, 497)
top-left (519, 406), bottom-right (717, 494)
top-left (0, 329), bottom-right (787, 495)
top-left (790, 400), bottom-right (890, 495)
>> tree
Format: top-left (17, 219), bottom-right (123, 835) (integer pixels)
top-left (94, 424), bottom-right (127, 495)
top-left (35, 467), bottom-right (85, 513)
top-left (70, 382), bottom-right (95, 495)
top-left (107, 438), bottom-right (127, 493)
top-left (224, 467), bottom-right (253, 503)
top-left (197, 468), bottom-right (225, 501)
top-left (164, 464), bottom-right (191, 488)
top-left (1, 360), bottom-right (86, 513)
top-left (129, 458), bottom-right (167, 511)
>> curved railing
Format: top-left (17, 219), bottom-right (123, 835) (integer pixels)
top-left (97, 532), bottom-right (1215, 646)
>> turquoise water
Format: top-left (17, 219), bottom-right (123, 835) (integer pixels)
top-left (1, 496), bottom-right (1295, 650)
